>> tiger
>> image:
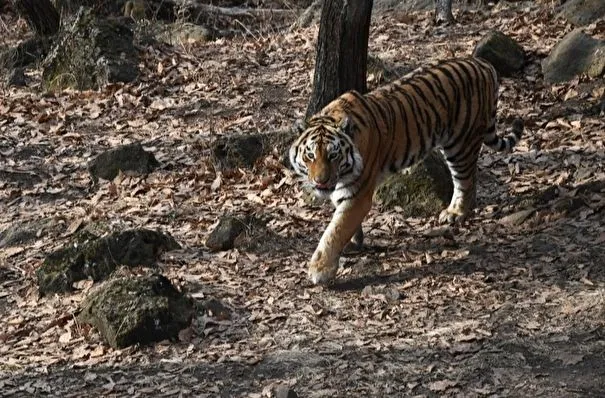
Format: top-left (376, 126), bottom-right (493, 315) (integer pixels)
top-left (289, 57), bottom-right (524, 284)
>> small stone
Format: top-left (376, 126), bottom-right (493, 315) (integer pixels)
top-left (205, 216), bottom-right (247, 252)
top-left (201, 298), bottom-right (232, 320)
top-left (473, 30), bottom-right (525, 77)
top-left (211, 135), bottom-right (265, 170)
top-left (88, 142), bottom-right (159, 183)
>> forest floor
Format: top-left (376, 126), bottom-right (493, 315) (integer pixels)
top-left (1, 2), bottom-right (605, 397)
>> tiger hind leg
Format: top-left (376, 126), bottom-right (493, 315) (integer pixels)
top-left (439, 141), bottom-right (481, 224)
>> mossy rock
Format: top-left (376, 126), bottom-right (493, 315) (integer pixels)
top-left (473, 30), bottom-right (525, 77)
top-left (42, 7), bottom-right (139, 90)
top-left (78, 274), bottom-right (194, 348)
top-left (374, 152), bottom-right (452, 218)
top-left (37, 228), bottom-right (180, 295)
top-left (88, 142), bottom-right (159, 183)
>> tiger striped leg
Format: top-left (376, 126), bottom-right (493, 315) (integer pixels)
top-left (439, 146), bottom-right (480, 224)
top-left (308, 194), bottom-right (373, 284)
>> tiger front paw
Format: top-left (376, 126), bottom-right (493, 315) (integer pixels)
top-left (438, 207), bottom-right (469, 224)
top-left (308, 257), bottom-right (338, 285)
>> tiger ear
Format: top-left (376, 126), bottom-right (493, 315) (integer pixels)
top-left (293, 119), bottom-right (307, 134)
top-left (339, 116), bottom-right (354, 137)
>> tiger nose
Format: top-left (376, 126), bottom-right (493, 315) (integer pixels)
top-left (314, 175), bottom-right (330, 185)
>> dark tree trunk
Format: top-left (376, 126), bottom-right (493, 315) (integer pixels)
top-left (434, 0), bottom-right (454, 25)
top-left (12, 0), bottom-right (60, 36)
top-left (306, 0), bottom-right (373, 118)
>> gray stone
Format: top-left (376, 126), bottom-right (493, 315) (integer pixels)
top-left (205, 216), bottom-right (247, 252)
top-left (88, 142), bottom-right (159, 183)
top-left (473, 30), bottom-right (525, 77)
top-left (542, 29), bottom-right (605, 83)
top-left (559, 0), bottom-right (605, 26)
top-left (211, 135), bottom-right (265, 170)
top-left (78, 274), bottom-right (194, 348)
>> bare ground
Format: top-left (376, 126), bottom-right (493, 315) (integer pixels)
top-left (1, 2), bottom-right (605, 397)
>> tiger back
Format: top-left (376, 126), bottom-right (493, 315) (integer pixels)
top-left (289, 57), bottom-right (524, 284)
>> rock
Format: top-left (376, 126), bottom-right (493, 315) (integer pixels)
top-left (542, 29), bottom-right (605, 84)
top-left (206, 216), bottom-right (247, 252)
top-left (7, 67), bottom-right (27, 87)
top-left (205, 214), bottom-right (280, 253)
top-left (211, 134), bottom-right (265, 170)
top-left (473, 30), bottom-right (525, 77)
top-left (499, 208), bottom-right (536, 226)
top-left (78, 274), bottom-right (194, 348)
top-left (559, 0), bottom-right (605, 26)
top-left (37, 228), bottom-right (180, 295)
top-left (0, 218), bottom-right (61, 248)
top-left (201, 298), bottom-right (232, 320)
top-left (88, 142), bottom-right (159, 183)
top-left (155, 22), bottom-right (217, 45)
top-left (374, 151), bottom-right (452, 218)
top-left (43, 8), bottom-right (139, 90)
top-left (274, 385), bottom-right (299, 398)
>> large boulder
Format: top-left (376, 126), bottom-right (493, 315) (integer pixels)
top-left (78, 274), bottom-right (194, 348)
top-left (37, 228), bottom-right (180, 295)
top-left (42, 7), bottom-right (139, 90)
top-left (542, 29), bottom-right (605, 83)
top-left (559, 0), bottom-right (605, 26)
top-left (473, 30), bottom-right (525, 77)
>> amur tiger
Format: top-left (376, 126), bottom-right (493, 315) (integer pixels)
top-left (289, 57), bottom-right (524, 284)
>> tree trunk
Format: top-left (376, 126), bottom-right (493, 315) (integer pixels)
top-left (306, 0), bottom-right (373, 118)
top-left (434, 0), bottom-right (454, 25)
top-left (12, 0), bottom-right (60, 36)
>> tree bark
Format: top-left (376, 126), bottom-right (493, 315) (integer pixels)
top-left (12, 0), bottom-right (60, 36)
top-left (434, 0), bottom-right (454, 25)
top-left (306, 0), bottom-right (373, 118)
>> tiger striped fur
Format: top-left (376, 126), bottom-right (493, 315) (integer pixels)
top-left (289, 57), bottom-right (524, 284)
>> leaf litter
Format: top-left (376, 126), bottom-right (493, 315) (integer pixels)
top-left (1, 1), bottom-right (605, 397)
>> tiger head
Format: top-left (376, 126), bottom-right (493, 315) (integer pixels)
top-left (289, 115), bottom-right (362, 198)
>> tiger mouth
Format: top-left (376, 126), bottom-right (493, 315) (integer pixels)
top-left (314, 182), bottom-right (336, 192)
